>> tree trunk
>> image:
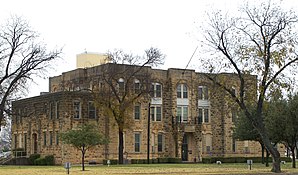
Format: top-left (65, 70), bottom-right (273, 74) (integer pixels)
top-left (265, 148), bottom-right (269, 167)
top-left (290, 147), bottom-right (296, 168)
top-left (82, 147), bottom-right (85, 171)
top-left (118, 129), bottom-right (124, 164)
top-left (261, 142), bottom-right (265, 164)
top-left (259, 131), bottom-right (281, 172)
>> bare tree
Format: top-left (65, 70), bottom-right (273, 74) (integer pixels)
top-left (93, 48), bottom-right (164, 164)
top-left (0, 16), bottom-right (62, 129)
top-left (199, 1), bottom-right (298, 173)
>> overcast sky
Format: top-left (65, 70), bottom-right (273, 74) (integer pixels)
top-left (0, 0), bottom-right (297, 97)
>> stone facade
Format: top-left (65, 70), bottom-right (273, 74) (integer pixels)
top-left (12, 63), bottom-right (263, 165)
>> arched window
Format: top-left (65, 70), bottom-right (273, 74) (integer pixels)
top-left (118, 78), bottom-right (125, 91)
top-left (134, 79), bottom-right (140, 93)
top-left (198, 86), bottom-right (208, 100)
top-left (177, 84), bottom-right (188, 98)
top-left (151, 83), bottom-right (162, 98)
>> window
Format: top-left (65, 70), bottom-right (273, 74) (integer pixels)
top-left (56, 131), bottom-right (59, 145)
top-left (198, 108), bottom-right (209, 124)
top-left (49, 131), bottom-right (53, 146)
top-left (43, 132), bottom-right (47, 146)
top-left (134, 133), bottom-right (141, 152)
top-left (118, 78), bottom-right (125, 91)
top-left (134, 104), bottom-right (141, 120)
top-left (206, 146), bottom-right (211, 153)
top-left (73, 101), bottom-right (81, 119)
top-left (151, 83), bottom-right (162, 98)
top-left (55, 101), bottom-right (59, 119)
top-left (157, 133), bottom-right (163, 152)
top-left (198, 86), bottom-right (209, 100)
top-left (177, 106), bottom-right (188, 123)
top-left (177, 84), bottom-right (188, 98)
top-left (50, 102), bottom-right (54, 119)
top-left (150, 106), bottom-right (162, 121)
top-left (134, 79), bottom-right (140, 93)
top-left (88, 101), bottom-right (96, 119)
top-left (14, 134), bottom-right (17, 149)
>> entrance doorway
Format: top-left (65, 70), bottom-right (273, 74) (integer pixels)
top-left (181, 135), bottom-right (188, 161)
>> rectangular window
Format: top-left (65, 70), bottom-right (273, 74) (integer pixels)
top-left (134, 104), bottom-right (140, 120)
top-left (49, 131), bottom-right (53, 146)
top-left (198, 86), bottom-right (209, 100)
top-left (151, 106), bottom-right (162, 121)
top-left (24, 133), bottom-right (27, 152)
top-left (55, 101), bottom-right (59, 119)
top-left (43, 132), bottom-right (47, 146)
top-left (198, 108), bottom-right (209, 124)
top-left (14, 134), bottom-right (17, 149)
top-left (88, 101), bottom-right (96, 119)
top-left (56, 131), bottom-right (59, 145)
top-left (73, 101), bottom-right (81, 119)
top-left (206, 146), bottom-right (211, 153)
top-left (177, 106), bottom-right (188, 123)
top-left (157, 133), bottom-right (163, 152)
top-left (134, 133), bottom-right (140, 152)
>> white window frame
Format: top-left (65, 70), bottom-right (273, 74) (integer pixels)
top-left (157, 133), bottom-right (164, 152)
top-left (134, 133), bottom-right (141, 152)
top-left (134, 104), bottom-right (141, 120)
top-left (150, 106), bottom-right (162, 121)
top-left (151, 83), bottom-right (162, 98)
top-left (198, 108), bottom-right (210, 124)
top-left (177, 106), bottom-right (188, 123)
top-left (177, 84), bottom-right (188, 99)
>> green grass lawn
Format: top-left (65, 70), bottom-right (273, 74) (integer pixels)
top-left (0, 163), bottom-right (297, 175)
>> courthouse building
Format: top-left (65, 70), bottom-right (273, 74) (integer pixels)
top-left (11, 63), bottom-right (262, 164)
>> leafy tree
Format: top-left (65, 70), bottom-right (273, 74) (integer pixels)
top-left (60, 124), bottom-right (108, 171)
top-left (199, 1), bottom-right (298, 172)
top-left (0, 16), bottom-right (62, 129)
top-left (93, 48), bottom-right (164, 164)
top-left (266, 94), bottom-right (298, 168)
top-left (233, 110), bottom-right (269, 166)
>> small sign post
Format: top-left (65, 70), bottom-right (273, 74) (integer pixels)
top-left (247, 160), bottom-right (253, 170)
top-left (64, 162), bottom-right (71, 174)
